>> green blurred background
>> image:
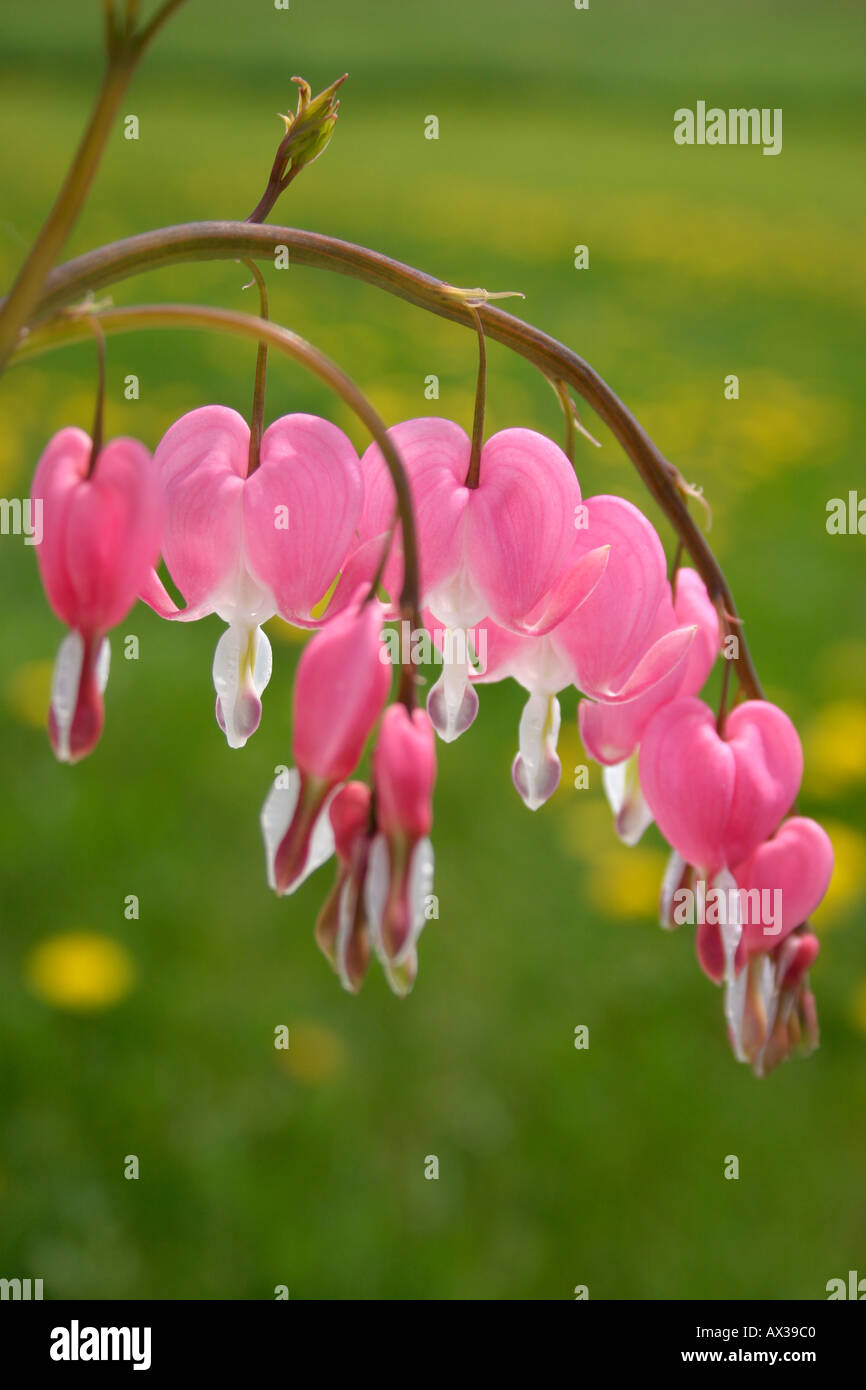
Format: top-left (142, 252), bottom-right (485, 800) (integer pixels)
top-left (0, 0), bottom-right (864, 1299)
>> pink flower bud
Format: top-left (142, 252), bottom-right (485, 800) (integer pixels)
top-left (365, 704), bottom-right (437, 985)
top-left (292, 597), bottom-right (391, 782)
top-left (373, 704), bottom-right (436, 839)
top-left (261, 597), bottom-right (390, 897)
top-left (732, 816), bottom-right (833, 962)
top-left (315, 782), bottom-right (373, 994)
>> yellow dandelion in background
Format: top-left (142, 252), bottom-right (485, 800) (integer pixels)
top-left (811, 819), bottom-right (866, 930)
top-left (820, 640), bottom-right (866, 697)
top-left (276, 1020), bottom-right (346, 1085)
top-left (585, 846), bottom-right (669, 921)
top-left (4, 659), bottom-right (52, 729)
top-left (555, 782), bottom-right (667, 921)
top-left (25, 932), bottom-right (136, 1012)
top-left (803, 701), bottom-right (866, 799)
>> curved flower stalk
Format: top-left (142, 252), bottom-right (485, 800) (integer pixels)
top-left (31, 427), bottom-right (161, 762)
top-left (140, 405), bottom-right (363, 747)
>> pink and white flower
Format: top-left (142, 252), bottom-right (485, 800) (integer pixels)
top-left (31, 427), bottom-right (161, 763)
top-left (353, 418), bottom-right (608, 741)
top-left (141, 406), bottom-right (363, 747)
top-left (261, 594), bottom-right (391, 897)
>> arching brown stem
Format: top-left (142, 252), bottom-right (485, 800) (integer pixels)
top-left (8, 221), bottom-right (763, 697)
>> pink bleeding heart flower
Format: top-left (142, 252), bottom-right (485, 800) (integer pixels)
top-left (580, 567), bottom-right (721, 844)
top-left (557, 496), bottom-right (675, 700)
top-left (638, 695), bottom-right (803, 876)
top-left (353, 418), bottom-right (609, 742)
top-left (31, 426), bottom-right (161, 763)
top-left (315, 781), bottom-right (374, 994)
top-left (732, 816), bottom-right (833, 964)
top-left (693, 815), bottom-right (832, 986)
top-left (462, 520), bottom-right (713, 815)
top-left (365, 702), bottom-right (436, 996)
top-left (261, 594), bottom-right (391, 897)
top-left (677, 818), bottom-right (828, 1074)
top-left (141, 406), bottom-right (363, 748)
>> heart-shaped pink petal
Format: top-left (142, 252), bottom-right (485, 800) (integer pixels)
top-left (638, 696), bottom-right (803, 873)
top-left (733, 816), bottom-right (833, 959)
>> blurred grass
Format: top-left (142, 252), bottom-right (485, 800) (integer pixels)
top-left (0, 0), bottom-right (864, 1299)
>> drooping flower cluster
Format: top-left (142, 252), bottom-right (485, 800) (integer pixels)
top-left (29, 409), bottom-right (833, 1057)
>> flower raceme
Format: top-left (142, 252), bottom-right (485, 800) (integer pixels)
top-left (31, 427), bottom-right (161, 762)
top-left (27, 404), bottom-right (835, 1064)
top-left (140, 406), bottom-right (363, 748)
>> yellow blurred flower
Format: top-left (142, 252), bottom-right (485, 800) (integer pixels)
top-left (25, 932), bottom-right (136, 1011)
top-left (276, 1020), bottom-right (346, 1085)
top-left (555, 785), bottom-right (667, 921)
top-left (803, 701), bottom-right (866, 798)
top-left (811, 819), bottom-right (866, 930)
top-left (820, 640), bottom-right (866, 696)
top-left (4, 659), bottom-right (52, 728)
top-left (585, 846), bottom-right (668, 921)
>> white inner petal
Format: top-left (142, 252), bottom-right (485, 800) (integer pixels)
top-left (364, 833), bottom-right (390, 955)
top-left (603, 752), bottom-right (654, 847)
top-left (213, 622), bottom-right (273, 748)
top-left (49, 630), bottom-right (86, 764)
top-left (260, 768), bottom-right (301, 893)
top-left (401, 835), bottom-right (435, 964)
top-left (512, 692), bottom-right (562, 810)
top-left (426, 629), bottom-right (479, 742)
